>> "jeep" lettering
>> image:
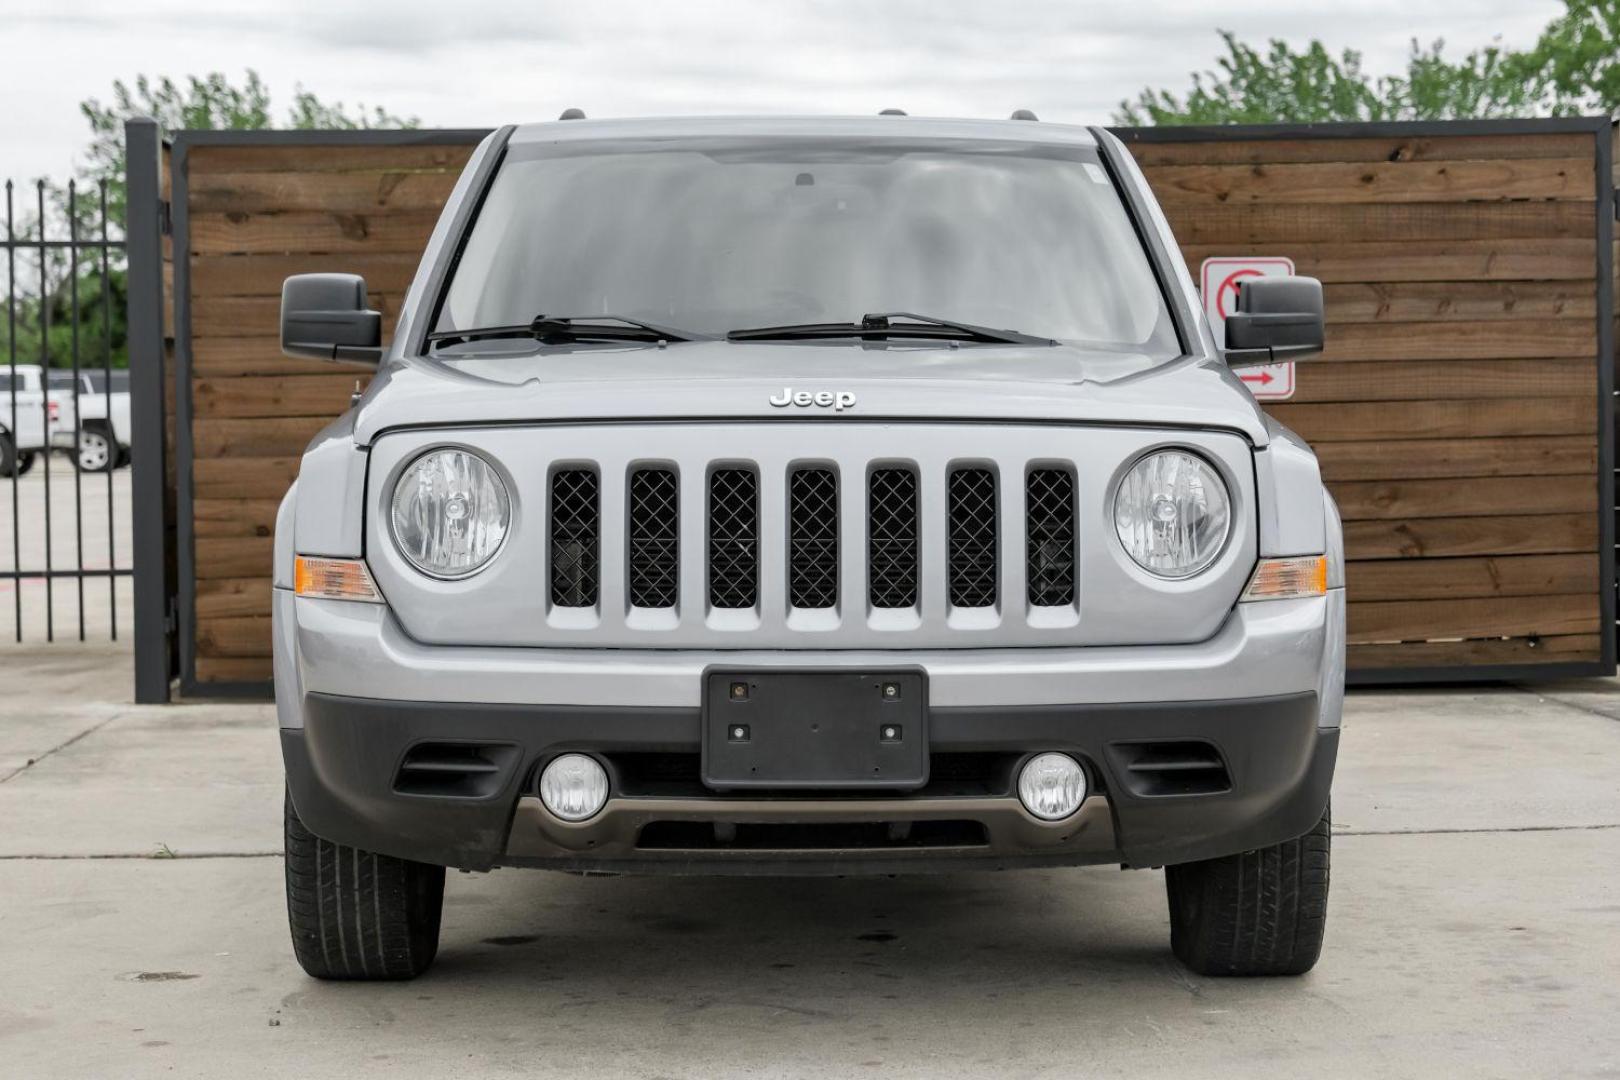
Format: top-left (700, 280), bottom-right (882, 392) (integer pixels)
top-left (768, 388), bottom-right (857, 412)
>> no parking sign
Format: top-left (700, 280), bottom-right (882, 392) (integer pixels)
top-left (1200, 257), bottom-right (1297, 401)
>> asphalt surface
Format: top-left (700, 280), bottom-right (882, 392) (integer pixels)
top-left (0, 645), bottom-right (1617, 1078)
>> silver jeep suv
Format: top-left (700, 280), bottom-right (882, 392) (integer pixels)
top-left (273, 114), bottom-right (1345, 981)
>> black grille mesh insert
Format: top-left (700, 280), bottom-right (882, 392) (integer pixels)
top-left (708, 469), bottom-right (759, 608)
top-left (628, 468), bottom-right (679, 608)
top-left (788, 469), bottom-right (839, 608)
top-left (868, 468), bottom-right (919, 608)
top-left (948, 468), bottom-right (998, 607)
top-left (1026, 469), bottom-right (1076, 607)
top-left (549, 469), bottom-right (599, 607)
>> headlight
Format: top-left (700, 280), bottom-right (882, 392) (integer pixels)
top-left (390, 448), bottom-right (511, 578)
top-left (1113, 449), bottom-right (1230, 578)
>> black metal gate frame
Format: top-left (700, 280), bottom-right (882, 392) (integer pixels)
top-left (3, 174), bottom-right (131, 643)
top-left (125, 117), bottom-right (1616, 701)
top-left (126, 123), bottom-right (489, 702)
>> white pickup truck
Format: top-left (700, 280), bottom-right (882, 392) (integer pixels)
top-left (47, 368), bottom-right (132, 472)
top-left (1, 364), bottom-right (51, 477)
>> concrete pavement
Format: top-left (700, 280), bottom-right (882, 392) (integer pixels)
top-left (0, 645), bottom-right (1617, 1078)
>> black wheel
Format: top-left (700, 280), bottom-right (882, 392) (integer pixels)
top-left (1165, 803), bottom-right (1330, 977)
top-left (75, 425), bottom-right (116, 473)
top-left (284, 788), bottom-right (445, 980)
top-left (15, 450), bottom-right (35, 476)
top-left (0, 433), bottom-right (13, 477)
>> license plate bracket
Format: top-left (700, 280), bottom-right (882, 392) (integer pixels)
top-left (701, 668), bottom-right (928, 791)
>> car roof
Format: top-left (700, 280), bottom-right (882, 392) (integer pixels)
top-left (505, 114), bottom-right (1100, 149)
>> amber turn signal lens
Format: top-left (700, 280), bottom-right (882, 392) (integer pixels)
top-left (294, 556), bottom-right (383, 603)
top-left (1241, 556), bottom-right (1328, 601)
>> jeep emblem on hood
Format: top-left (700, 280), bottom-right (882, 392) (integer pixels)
top-left (769, 388), bottom-right (857, 412)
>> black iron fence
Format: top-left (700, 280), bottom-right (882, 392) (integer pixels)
top-left (1, 176), bottom-right (132, 642)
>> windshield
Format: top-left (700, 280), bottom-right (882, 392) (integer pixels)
top-left (435, 137), bottom-right (1180, 357)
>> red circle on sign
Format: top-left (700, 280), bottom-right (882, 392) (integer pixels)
top-left (1215, 268), bottom-right (1263, 320)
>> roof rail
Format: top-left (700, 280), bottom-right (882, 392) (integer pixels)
top-left (558, 108), bottom-right (586, 121)
top-left (878, 108), bottom-right (907, 116)
top-left (1010, 109), bottom-right (1038, 121)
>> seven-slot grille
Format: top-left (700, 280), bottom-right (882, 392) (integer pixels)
top-left (553, 464), bottom-right (1079, 614)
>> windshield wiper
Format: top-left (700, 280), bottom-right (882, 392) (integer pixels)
top-left (726, 312), bottom-right (1056, 346)
top-left (428, 313), bottom-right (704, 347)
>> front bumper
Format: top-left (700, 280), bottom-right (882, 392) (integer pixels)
top-left (277, 589), bottom-right (1342, 874)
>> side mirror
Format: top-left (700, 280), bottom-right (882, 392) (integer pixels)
top-left (1223, 276), bottom-right (1324, 367)
top-left (280, 273), bottom-right (383, 363)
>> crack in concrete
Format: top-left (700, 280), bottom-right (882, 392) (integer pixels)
top-left (0, 712), bottom-right (123, 784)
top-left (1336, 823), bottom-right (1620, 837)
top-left (1508, 683), bottom-right (1620, 726)
top-left (0, 851), bottom-right (281, 861)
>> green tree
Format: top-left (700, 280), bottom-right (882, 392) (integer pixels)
top-left (2, 72), bottom-right (415, 370)
top-left (1116, 0), bottom-right (1619, 125)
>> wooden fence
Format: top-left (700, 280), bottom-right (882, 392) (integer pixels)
top-left (161, 121), bottom-right (1616, 692)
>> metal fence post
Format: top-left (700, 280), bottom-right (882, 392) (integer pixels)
top-left (126, 117), bottom-right (173, 703)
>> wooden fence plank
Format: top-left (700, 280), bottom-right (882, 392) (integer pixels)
top-left (191, 252), bottom-right (420, 297)
top-left (195, 656), bottom-right (275, 683)
top-left (191, 293), bottom-right (401, 338)
top-left (1347, 593), bottom-right (1599, 643)
top-left (1316, 319), bottom-right (1596, 361)
top-left (1314, 436), bottom-right (1596, 481)
top-left (1179, 240), bottom-right (1595, 282)
top-left (1290, 360), bottom-right (1595, 403)
top-left (1267, 398), bottom-right (1594, 441)
top-left (194, 457), bottom-right (300, 499)
top-left (1343, 513), bottom-right (1596, 559)
top-left (188, 169), bottom-right (461, 214)
top-left (195, 615), bottom-right (273, 658)
top-left (1164, 200), bottom-right (1598, 244)
top-left (189, 210), bottom-right (445, 255)
top-left (1148, 158), bottom-right (1594, 204)
top-left (188, 144), bottom-right (476, 174)
top-left (194, 498), bottom-right (282, 538)
top-left (193, 416), bottom-right (333, 458)
top-left (1126, 132), bottom-right (1597, 167)
top-left (1346, 553), bottom-right (1598, 601)
top-left (193, 376), bottom-right (369, 422)
top-left (195, 536), bottom-right (274, 580)
top-left (191, 336), bottom-right (375, 378)
top-left (196, 576), bottom-right (275, 619)
top-left (1321, 282), bottom-right (1595, 324)
top-left (1331, 474), bottom-right (1596, 519)
top-left (1348, 633), bottom-right (1602, 669)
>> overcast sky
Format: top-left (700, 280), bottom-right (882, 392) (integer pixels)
top-left (2, 0), bottom-right (1562, 183)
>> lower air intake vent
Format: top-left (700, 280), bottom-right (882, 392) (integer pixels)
top-left (948, 468), bottom-right (998, 607)
top-left (550, 469), bottom-right (599, 607)
top-left (1026, 468), bottom-right (1076, 607)
top-left (868, 468), bottom-right (918, 608)
top-left (628, 468), bottom-right (679, 608)
top-left (788, 468), bottom-right (839, 608)
top-left (1107, 741), bottom-right (1231, 798)
top-left (708, 468), bottom-right (759, 608)
top-left (394, 742), bottom-right (519, 798)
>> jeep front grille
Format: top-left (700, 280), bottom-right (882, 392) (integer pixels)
top-left (867, 467), bottom-right (918, 609)
top-left (948, 468), bottom-right (999, 608)
top-left (628, 467), bottom-right (679, 608)
top-left (549, 468), bottom-right (599, 607)
top-left (788, 468), bottom-right (839, 608)
top-left (708, 468), bottom-right (759, 609)
top-left (1025, 468), bottom-right (1076, 607)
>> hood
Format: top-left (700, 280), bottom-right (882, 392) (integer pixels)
top-left (350, 341), bottom-right (1273, 446)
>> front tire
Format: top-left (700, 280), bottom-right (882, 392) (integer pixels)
top-left (284, 789), bottom-right (445, 980)
top-left (1165, 803), bottom-right (1330, 976)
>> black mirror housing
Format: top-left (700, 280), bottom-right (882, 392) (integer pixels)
top-left (1223, 276), bottom-right (1325, 367)
top-left (280, 273), bottom-right (383, 363)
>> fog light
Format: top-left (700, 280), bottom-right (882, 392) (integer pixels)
top-left (1017, 753), bottom-right (1087, 821)
top-left (538, 754), bottom-right (609, 822)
